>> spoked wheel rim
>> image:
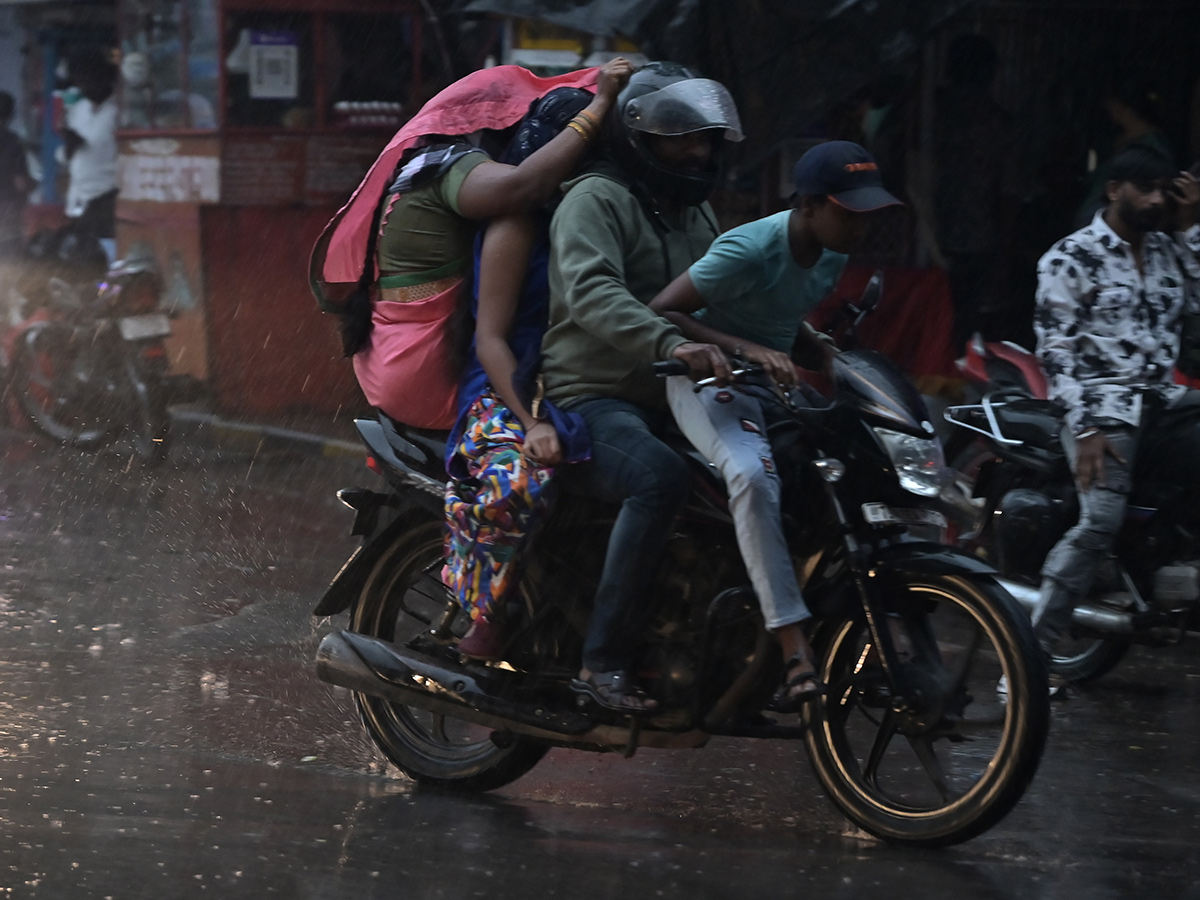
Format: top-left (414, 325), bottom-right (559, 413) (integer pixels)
top-left (1049, 632), bottom-right (1130, 684)
top-left (15, 323), bottom-right (115, 446)
top-left (807, 579), bottom-right (1042, 841)
top-left (349, 519), bottom-right (545, 786)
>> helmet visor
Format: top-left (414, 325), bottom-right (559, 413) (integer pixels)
top-left (623, 79), bottom-right (744, 142)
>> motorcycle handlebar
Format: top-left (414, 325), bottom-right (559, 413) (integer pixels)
top-left (652, 359), bottom-right (690, 377)
top-left (653, 359), bottom-right (764, 389)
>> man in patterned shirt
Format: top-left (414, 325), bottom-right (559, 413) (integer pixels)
top-left (1031, 145), bottom-right (1200, 663)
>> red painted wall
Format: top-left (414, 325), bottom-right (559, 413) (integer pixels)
top-left (201, 205), bottom-right (366, 418)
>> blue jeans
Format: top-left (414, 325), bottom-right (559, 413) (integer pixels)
top-left (566, 397), bottom-right (691, 674)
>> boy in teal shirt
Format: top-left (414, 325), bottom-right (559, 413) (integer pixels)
top-left (650, 140), bottom-right (901, 710)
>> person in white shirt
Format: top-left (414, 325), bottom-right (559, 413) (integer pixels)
top-left (1031, 145), bottom-right (1200, 659)
top-left (62, 47), bottom-right (118, 261)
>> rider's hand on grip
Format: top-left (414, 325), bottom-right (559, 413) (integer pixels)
top-left (670, 342), bottom-right (731, 384)
top-left (653, 359), bottom-right (690, 377)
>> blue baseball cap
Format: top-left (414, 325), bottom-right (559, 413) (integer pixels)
top-left (792, 140), bottom-right (903, 211)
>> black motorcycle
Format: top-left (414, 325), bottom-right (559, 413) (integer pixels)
top-left (945, 384), bottom-right (1200, 684)
top-left (8, 254), bottom-right (172, 466)
top-left (314, 338), bottom-right (1049, 847)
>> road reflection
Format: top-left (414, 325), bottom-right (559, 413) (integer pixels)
top-left (0, 433), bottom-right (1198, 897)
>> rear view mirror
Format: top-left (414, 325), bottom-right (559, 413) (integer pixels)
top-left (859, 270), bottom-right (884, 313)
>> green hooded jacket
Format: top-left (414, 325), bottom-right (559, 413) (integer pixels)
top-left (541, 162), bottom-right (721, 410)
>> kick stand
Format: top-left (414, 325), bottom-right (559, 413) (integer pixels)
top-left (622, 717), bottom-right (642, 758)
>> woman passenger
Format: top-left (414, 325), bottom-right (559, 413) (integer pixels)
top-left (342, 60), bottom-right (631, 431)
top-left (443, 88), bottom-right (601, 659)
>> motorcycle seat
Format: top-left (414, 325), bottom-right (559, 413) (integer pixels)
top-left (377, 412), bottom-right (449, 474)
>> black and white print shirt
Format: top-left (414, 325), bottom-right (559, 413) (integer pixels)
top-left (1034, 211), bottom-right (1200, 434)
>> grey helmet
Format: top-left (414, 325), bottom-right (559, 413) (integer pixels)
top-left (607, 61), bottom-right (744, 206)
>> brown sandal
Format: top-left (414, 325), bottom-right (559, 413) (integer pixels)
top-left (770, 655), bottom-right (827, 713)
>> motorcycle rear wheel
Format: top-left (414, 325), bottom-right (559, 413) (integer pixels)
top-left (349, 515), bottom-right (548, 791)
top-left (946, 439), bottom-right (1130, 684)
top-left (1050, 634), bottom-right (1130, 684)
top-left (804, 573), bottom-right (1049, 847)
top-left (126, 357), bottom-right (170, 467)
top-left (11, 321), bottom-right (116, 450)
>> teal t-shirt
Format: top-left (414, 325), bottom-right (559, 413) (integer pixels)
top-left (689, 210), bottom-right (848, 352)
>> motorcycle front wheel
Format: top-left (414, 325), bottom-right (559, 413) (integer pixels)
top-left (349, 513), bottom-right (548, 791)
top-left (11, 321), bottom-right (117, 450)
top-left (805, 573), bottom-right (1049, 847)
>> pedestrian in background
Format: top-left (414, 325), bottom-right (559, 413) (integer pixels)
top-left (0, 91), bottom-right (31, 259)
top-left (930, 34), bottom-right (1020, 354)
top-left (61, 47), bottom-right (119, 263)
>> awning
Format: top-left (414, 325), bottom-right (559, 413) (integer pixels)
top-left (457, 0), bottom-right (983, 166)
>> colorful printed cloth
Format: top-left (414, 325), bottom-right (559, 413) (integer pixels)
top-left (443, 392), bottom-right (555, 621)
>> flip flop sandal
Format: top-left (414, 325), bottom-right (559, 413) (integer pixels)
top-left (769, 655), bottom-right (828, 714)
top-left (570, 670), bottom-right (659, 715)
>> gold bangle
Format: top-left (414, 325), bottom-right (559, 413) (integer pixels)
top-left (576, 109), bottom-right (600, 130)
top-left (565, 120), bottom-right (592, 141)
top-left (566, 118), bottom-right (595, 141)
top-left (571, 114), bottom-right (599, 137)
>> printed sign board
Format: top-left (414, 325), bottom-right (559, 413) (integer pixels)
top-left (249, 31), bottom-right (299, 100)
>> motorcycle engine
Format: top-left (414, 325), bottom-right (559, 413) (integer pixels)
top-left (639, 532), bottom-right (753, 708)
top-left (993, 488), bottom-right (1072, 580)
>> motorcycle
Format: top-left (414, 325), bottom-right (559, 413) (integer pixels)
top-left (312, 292), bottom-right (1049, 847)
top-left (6, 253), bottom-right (173, 466)
top-left (944, 337), bottom-right (1200, 683)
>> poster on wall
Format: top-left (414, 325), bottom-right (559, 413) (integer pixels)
top-left (249, 31), bottom-right (298, 100)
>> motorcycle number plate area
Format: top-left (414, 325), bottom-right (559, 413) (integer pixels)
top-left (861, 502), bottom-right (946, 529)
top-left (118, 313), bottom-right (171, 341)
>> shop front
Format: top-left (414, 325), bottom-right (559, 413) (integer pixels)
top-left (115, 0), bottom-right (426, 417)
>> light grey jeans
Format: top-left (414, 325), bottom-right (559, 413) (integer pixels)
top-left (1033, 389), bottom-right (1200, 653)
top-left (1032, 424), bottom-right (1137, 654)
top-left (666, 376), bottom-right (811, 630)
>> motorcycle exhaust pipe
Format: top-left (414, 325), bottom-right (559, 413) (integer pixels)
top-left (316, 630), bottom-right (713, 752)
top-left (996, 578), bottom-right (1134, 635)
top-left (316, 630), bottom-right (592, 737)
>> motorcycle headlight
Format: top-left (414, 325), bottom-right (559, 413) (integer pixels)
top-left (873, 428), bottom-right (946, 497)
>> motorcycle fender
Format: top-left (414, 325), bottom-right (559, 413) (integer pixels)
top-left (870, 541), bottom-right (999, 583)
top-left (313, 496), bottom-right (441, 618)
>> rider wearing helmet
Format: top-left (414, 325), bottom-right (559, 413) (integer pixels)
top-left (539, 62), bottom-right (742, 713)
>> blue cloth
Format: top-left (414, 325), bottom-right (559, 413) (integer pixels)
top-left (446, 228), bottom-right (591, 476)
top-left (689, 210), bottom-right (848, 352)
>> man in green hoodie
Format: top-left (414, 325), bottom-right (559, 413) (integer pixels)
top-left (540, 63), bottom-right (742, 712)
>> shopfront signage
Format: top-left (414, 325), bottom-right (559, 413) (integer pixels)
top-left (249, 31), bottom-right (299, 100)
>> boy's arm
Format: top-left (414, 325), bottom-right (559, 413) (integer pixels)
top-left (649, 269), bottom-right (797, 386)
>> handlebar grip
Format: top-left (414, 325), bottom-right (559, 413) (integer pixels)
top-left (653, 360), bottom-right (690, 377)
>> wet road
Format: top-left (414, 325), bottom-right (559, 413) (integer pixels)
top-left (2, 432), bottom-right (1200, 899)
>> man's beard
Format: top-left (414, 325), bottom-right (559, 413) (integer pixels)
top-left (1116, 195), bottom-right (1165, 233)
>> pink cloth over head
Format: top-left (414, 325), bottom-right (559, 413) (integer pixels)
top-left (309, 65), bottom-right (601, 307)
